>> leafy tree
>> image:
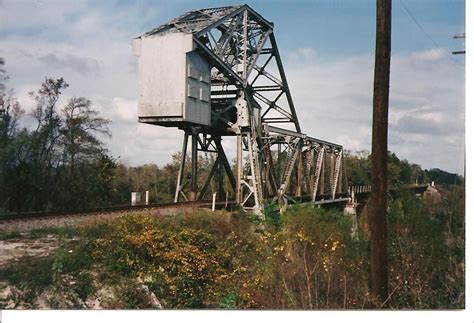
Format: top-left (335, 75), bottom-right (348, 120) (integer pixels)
top-left (0, 67), bottom-right (116, 212)
top-left (30, 77), bottom-right (69, 166)
top-left (52, 97), bottom-right (112, 210)
top-left (344, 150), bottom-right (371, 186)
top-left (111, 163), bottom-right (132, 205)
top-left (424, 168), bottom-right (462, 186)
top-left (11, 77), bottom-right (70, 211)
top-left (61, 97), bottom-right (110, 169)
top-left (0, 58), bottom-right (24, 212)
top-left (0, 58), bottom-right (22, 141)
top-left (344, 150), bottom-right (442, 188)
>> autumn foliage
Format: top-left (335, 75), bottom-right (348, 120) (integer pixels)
top-left (70, 185), bottom-right (462, 309)
top-left (0, 185), bottom-right (464, 309)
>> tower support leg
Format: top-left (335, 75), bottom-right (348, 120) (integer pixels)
top-left (190, 133), bottom-right (198, 201)
top-left (174, 133), bottom-right (189, 203)
top-left (236, 133), bottom-right (242, 204)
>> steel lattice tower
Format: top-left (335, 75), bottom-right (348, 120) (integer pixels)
top-left (133, 5), bottom-right (348, 216)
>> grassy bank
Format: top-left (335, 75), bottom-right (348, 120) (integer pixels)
top-left (0, 189), bottom-right (464, 309)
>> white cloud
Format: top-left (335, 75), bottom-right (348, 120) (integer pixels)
top-left (284, 47), bottom-right (464, 173)
top-left (407, 48), bottom-right (449, 63)
top-left (0, 1), bottom-right (88, 31)
top-left (287, 47), bottom-right (318, 62)
top-left (0, 1), bottom-right (465, 174)
top-left (37, 53), bottom-right (100, 75)
top-left (106, 97), bottom-right (137, 122)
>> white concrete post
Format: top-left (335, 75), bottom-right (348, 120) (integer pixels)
top-left (145, 191), bottom-right (149, 205)
top-left (212, 192), bottom-right (217, 212)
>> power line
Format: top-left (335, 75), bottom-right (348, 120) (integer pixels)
top-left (399, 0), bottom-right (441, 48)
top-left (398, 0), bottom-right (464, 65)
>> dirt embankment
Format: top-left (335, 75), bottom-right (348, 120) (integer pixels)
top-left (0, 235), bottom-right (58, 267)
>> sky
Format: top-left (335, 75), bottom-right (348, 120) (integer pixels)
top-left (0, 0), bottom-right (466, 174)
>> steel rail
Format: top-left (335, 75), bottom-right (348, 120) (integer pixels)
top-left (0, 200), bottom-right (237, 222)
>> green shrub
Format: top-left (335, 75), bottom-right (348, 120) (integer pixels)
top-left (264, 201), bottom-right (281, 230)
top-left (0, 257), bottom-right (54, 306)
top-left (89, 212), bottom-right (261, 308)
top-left (387, 191), bottom-right (464, 308)
top-left (248, 204), bottom-right (369, 309)
top-left (219, 292), bottom-right (237, 309)
top-left (1, 196), bottom-right (463, 309)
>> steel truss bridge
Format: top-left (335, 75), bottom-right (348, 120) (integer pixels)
top-left (134, 5), bottom-right (349, 216)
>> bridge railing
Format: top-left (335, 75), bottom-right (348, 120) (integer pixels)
top-left (349, 185), bottom-right (372, 194)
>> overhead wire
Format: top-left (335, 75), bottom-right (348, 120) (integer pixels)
top-left (398, 0), bottom-right (464, 66)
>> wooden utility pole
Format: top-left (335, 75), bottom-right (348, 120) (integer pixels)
top-left (370, 0), bottom-right (391, 303)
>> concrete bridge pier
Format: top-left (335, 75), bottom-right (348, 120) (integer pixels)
top-left (344, 202), bottom-right (359, 239)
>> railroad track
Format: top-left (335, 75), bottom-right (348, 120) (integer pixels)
top-left (0, 200), bottom-right (236, 232)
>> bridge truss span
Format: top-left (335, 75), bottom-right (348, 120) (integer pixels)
top-left (133, 4), bottom-right (349, 216)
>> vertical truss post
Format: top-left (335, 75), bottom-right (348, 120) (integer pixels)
top-left (320, 150), bottom-right (325, 196)
top-left (190, 132), bottom-right (198, 201)
top-left (247, 132), bottom-right (262, 214)
top-left (332, 152), bottom-right (342, 199)
top-left (236, 132), bottom-right (243, 204)
top-left (329, 152), bottom-right (335, 195)
top-left (261, 135), bottom-right (278, 197)
top-left (277, 138), bottom-right (301, 201)
top-left (216, 139), bottom-right (226, 201)
top-left (275, 144), bottom-right (282, 188)
top-left (295, 150), bottom-right (304, 198)
top-left (175, 133), bottom-right (189, 203)
top-left (311, 147), bottom-right (324, 202)
top-left (303, 147), bottom-right (313, 195)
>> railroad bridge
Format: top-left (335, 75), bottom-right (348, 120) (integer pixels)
top-left (132, 5), bottom-right (354, 216)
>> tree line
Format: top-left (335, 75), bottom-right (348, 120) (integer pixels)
top-left (344, 150), bottom-right (462, 188)
top-left (0, 58), bottom-right (463, 213)
top-left (1, 59), bottom-right (114, 212)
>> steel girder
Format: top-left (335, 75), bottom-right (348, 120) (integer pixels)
top-left (261, 126), bottom-right (347, 205)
